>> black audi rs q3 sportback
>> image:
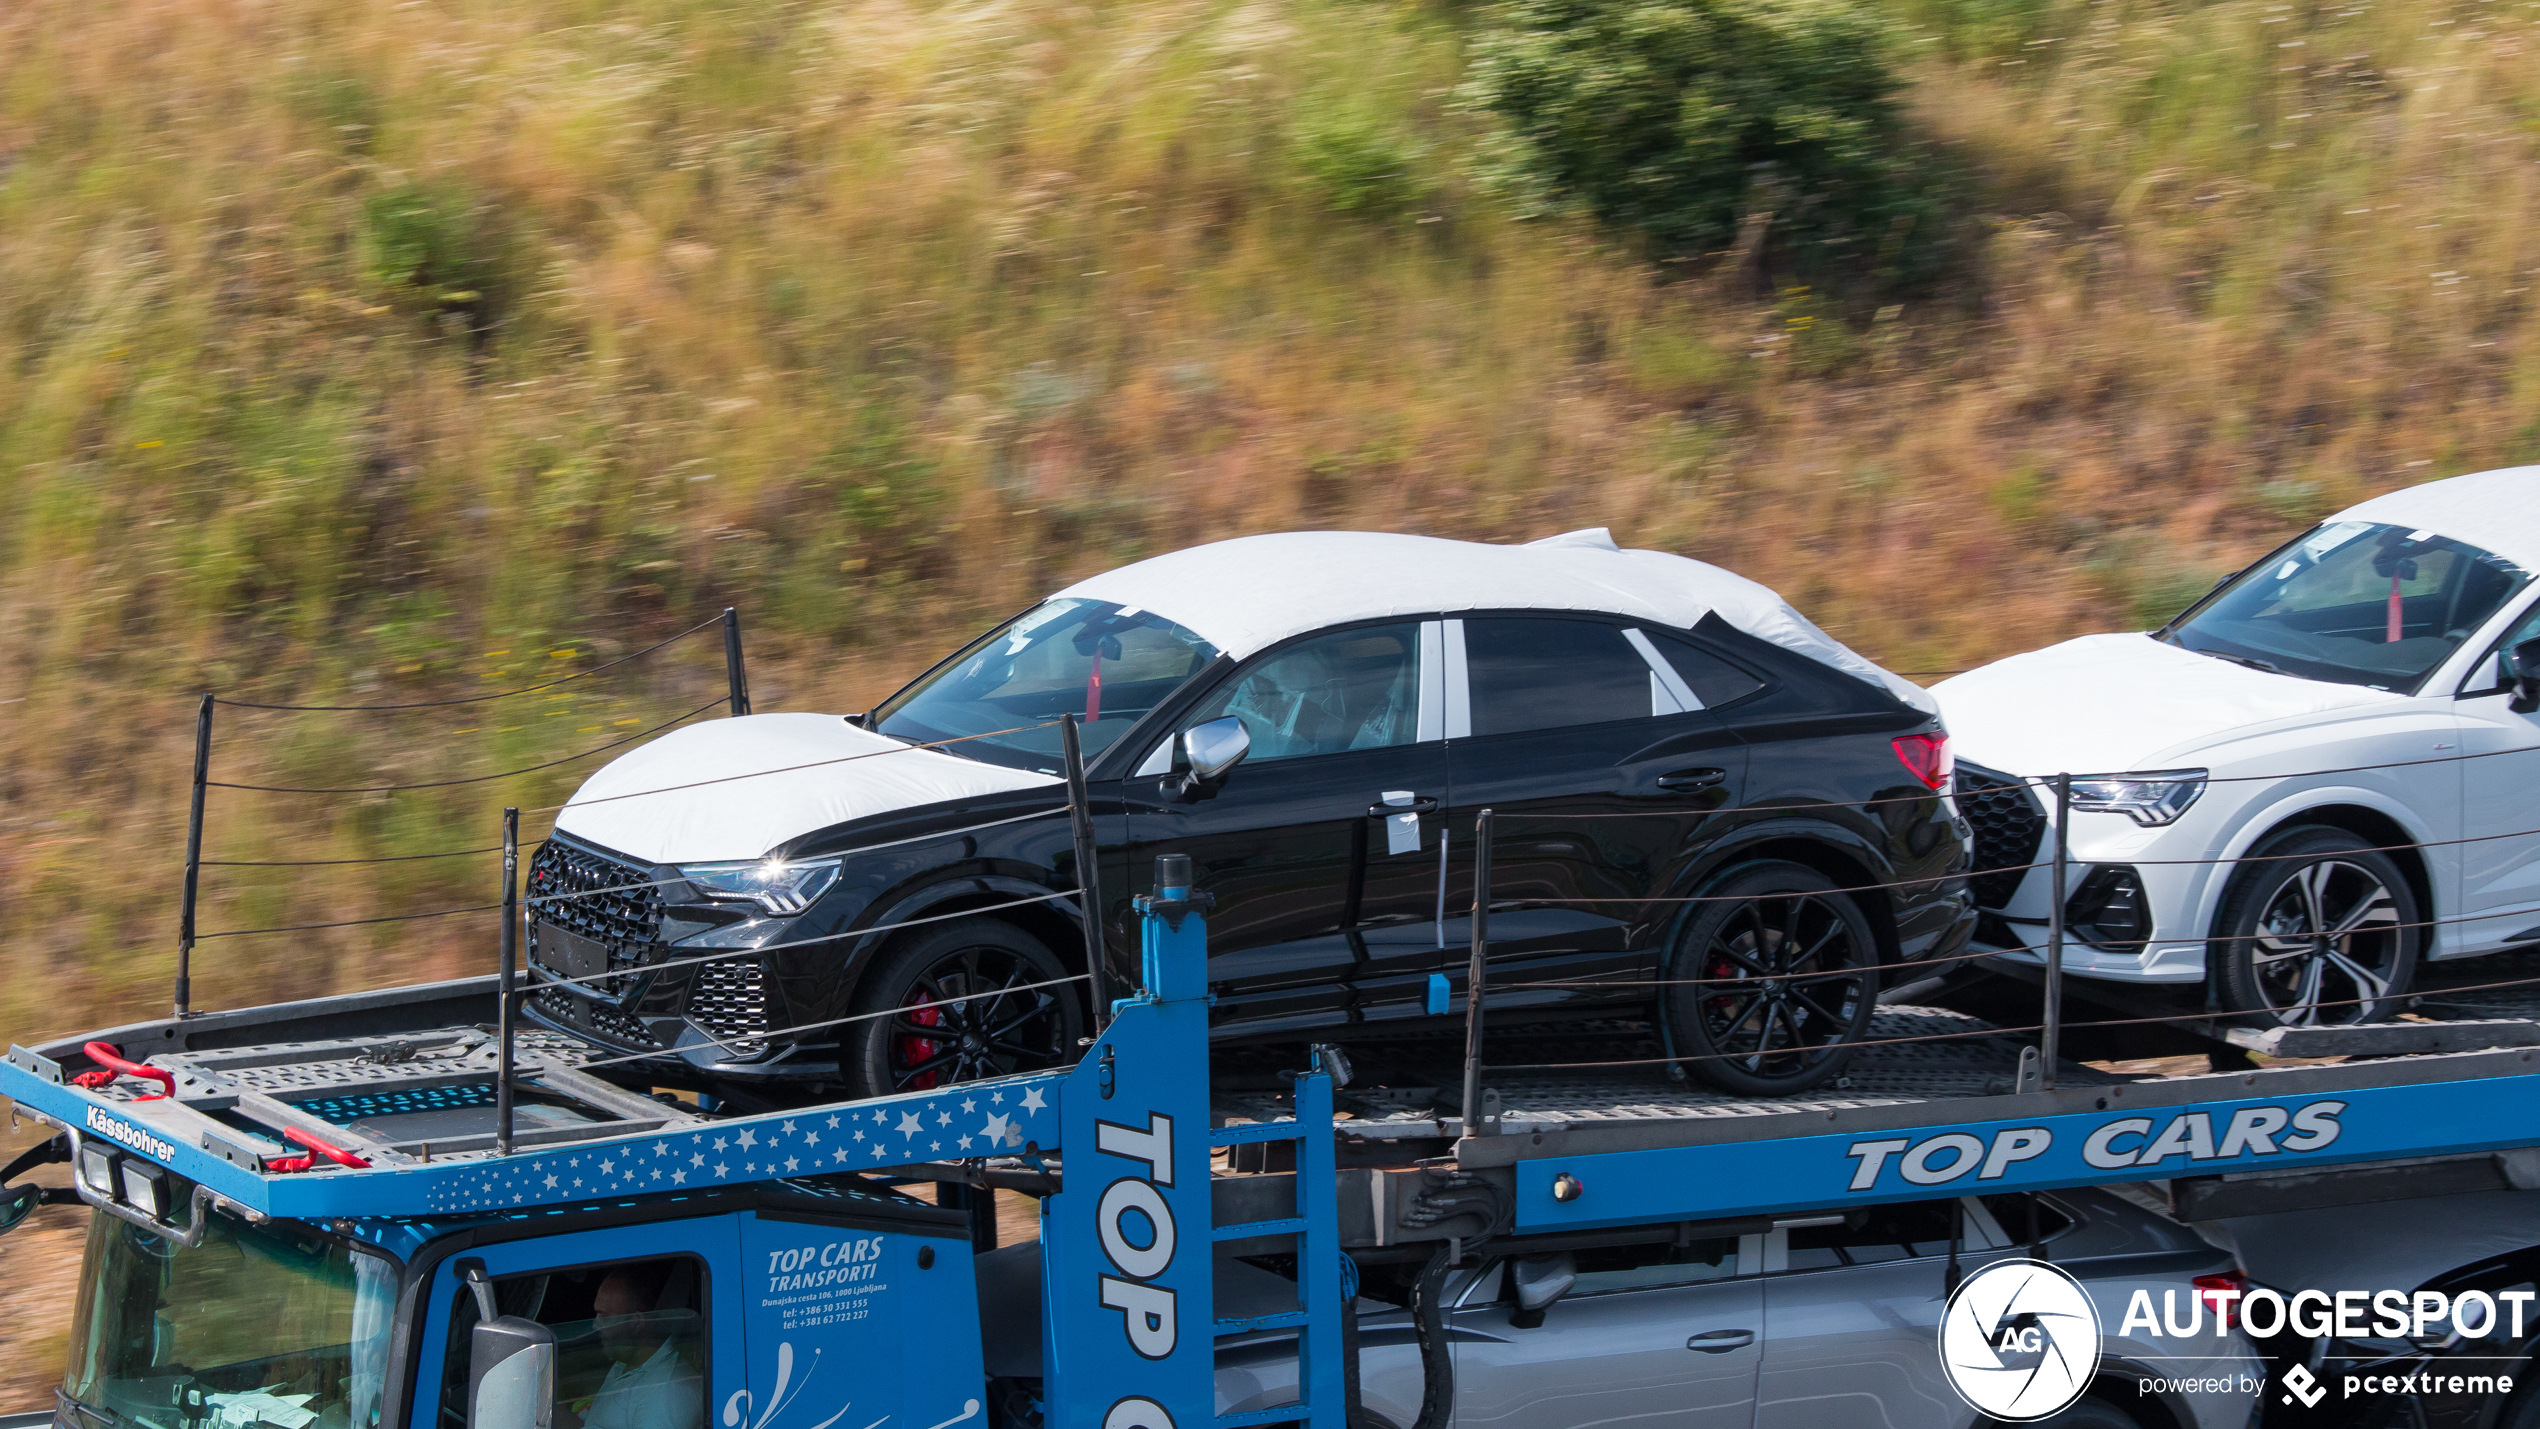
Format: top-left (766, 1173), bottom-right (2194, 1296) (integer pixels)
top-left (523, 528), bottom-right (1975, 1099)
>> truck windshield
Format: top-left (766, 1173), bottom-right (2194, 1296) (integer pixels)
top-left (2162, 520), bottom-right (2531, 692)
top-left (873, 598), bottom-right (1219, 769)
top-left (65, 1213), bottom-right (397, 1429)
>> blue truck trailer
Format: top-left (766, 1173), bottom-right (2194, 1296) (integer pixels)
top-left (10, 863), bottom-right (2540, 1429)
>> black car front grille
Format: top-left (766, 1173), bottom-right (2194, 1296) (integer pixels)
top-left (1957, 764), bottom-right (2045, 910)
top-left (689, 959), bottom-right (771, 1044)
top-left (526, 836), bottom-right (664, 983)
top-left (532, 988), bottom-right (662, 1050)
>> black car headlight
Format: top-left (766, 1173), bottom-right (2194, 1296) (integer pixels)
top-left (675, 858), bottom-right (842, 915)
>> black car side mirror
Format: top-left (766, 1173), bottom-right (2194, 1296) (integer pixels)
top-left (1175, 717), bottom-right (1250, 799)
top-left (2510, 638), bottom-right (2540, 715)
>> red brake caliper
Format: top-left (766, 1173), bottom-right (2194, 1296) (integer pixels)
top-left (899, 992), bottom-right (943, 1091)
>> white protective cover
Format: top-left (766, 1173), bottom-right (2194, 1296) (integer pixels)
top-left (1054, 528), bottom-right (1937, 713)
top-left (557, 529), bottom-right (1926, 863)
top-left (553, 713), bottom-right (1060, 864)
top-left (2334, 467), bottom-right (2540, 574)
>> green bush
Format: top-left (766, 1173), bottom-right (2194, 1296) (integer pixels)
top-left (360, 181), bottom-right (508, 329)
top-left (1464, 0), bottom-right (1946, 284)
top-left (1292, 103), bottom-right (1426, 218)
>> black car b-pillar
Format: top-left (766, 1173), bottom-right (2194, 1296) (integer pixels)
top-left (497, 807), bottom-right (520, 1156)
top-left (1460, 809), bottom-right (1494, 1140)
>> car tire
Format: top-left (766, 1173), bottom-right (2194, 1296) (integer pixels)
top-left (843, 918), bottom-right (1086, 1101)
top-left (2213, 826), bottom-right (2421, 1027)
top-left (1664, 861), bottom-right (1881, 1096)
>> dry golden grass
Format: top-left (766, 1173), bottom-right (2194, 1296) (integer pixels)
top-left (0, 0), bottom-right (2537, 1323)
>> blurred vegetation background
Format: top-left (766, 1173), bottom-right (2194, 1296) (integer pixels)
top-left (5, 0), bottom-right (2540, 1057)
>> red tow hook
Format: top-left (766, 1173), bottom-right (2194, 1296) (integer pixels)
top-left (264, 1126), bottom-right (373, 1174)
top-left (69, 1042), bottom-right (175, 1100)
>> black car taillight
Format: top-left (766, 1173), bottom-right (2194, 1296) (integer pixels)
top-left (2067, 865), bottom-right (2151, 952)
top-left (1893, 732), bottom-right (1953, 792)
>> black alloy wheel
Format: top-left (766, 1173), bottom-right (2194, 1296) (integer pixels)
top-left (1664, 860), bottom-right (1881, 1096)
top-left (845, 919), bottom-right (1085, 1101)
top-left (2214, 826), bottom-right (2420, 1027)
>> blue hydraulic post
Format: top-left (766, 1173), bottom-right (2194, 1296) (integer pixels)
top-left (1044, 855), bottom-right (1347, 1429)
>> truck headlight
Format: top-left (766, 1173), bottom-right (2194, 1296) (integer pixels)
top-left (676, 858), bottom-right (842, 915)
top-left (2067, 770), bottom-right (2207, 827)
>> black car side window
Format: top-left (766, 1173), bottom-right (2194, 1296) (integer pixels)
top-left (1565, 1236), bottom-right (1742, 1295)
top-left (1784, 1199), bottom-right (1964, 1269)
top-left (1463, 617), bottom-right (1661, 736)
top-left (1183, 623), bottom-right (1423, 763)
top-left (1643, 631), bottom-right (1768, 709)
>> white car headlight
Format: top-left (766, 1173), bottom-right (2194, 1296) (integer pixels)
top-left (2067, 770), bottom-right (2207, 827)
top-left (676, 858), bottom-right (842, 915)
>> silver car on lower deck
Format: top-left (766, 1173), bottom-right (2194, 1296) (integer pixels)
top-left (981, 1186), bottom-right (2261, 1429)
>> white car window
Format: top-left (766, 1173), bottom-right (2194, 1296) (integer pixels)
top-left (2461, 597), bottom-right (2540, 695)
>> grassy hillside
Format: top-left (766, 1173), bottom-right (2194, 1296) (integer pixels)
top-left (6, 0), bottom-right (2540, 1050)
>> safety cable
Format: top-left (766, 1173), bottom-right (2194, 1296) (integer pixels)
top-left (563, 971), bottom-right (1096, 1073)
top-left (191, 901), bottom-right (506, 939)
top-left (522, 807), bottom-right (1076, 906)
top-left (519, 719), bottom-right (1064, 814)
top-left (199, 844), bottom-right (515, 868)
top-left (207, 696), bottom-right (728, 794)
top-left (527, 890), bottom-right (1087, 990)
top-left (209, 614), bottom-right (727, 711)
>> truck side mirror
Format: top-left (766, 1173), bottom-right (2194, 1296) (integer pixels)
top-left (1508, 1252), bottom-right (1576, 1329)
top-left (1178, 717), bottom-right (1250, 797)
top-left (2510, 638), bottom-right (2540, 714)
top-left (467, 1317), bottom-right (556, 1429)
top-left (0, 1183), bottom-right (40, 1238)
top-left (460, 1257), bottom-right (554, 1429)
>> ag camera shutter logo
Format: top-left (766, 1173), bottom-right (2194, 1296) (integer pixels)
top-left (1939, 1260), bottom-right (2102, 1421)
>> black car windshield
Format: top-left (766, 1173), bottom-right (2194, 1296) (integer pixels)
top-left (873, 598), bottom-right (1220, 769)
top-left (2163, 520), bottom-right (2531, 692)
top-left (65, 1212), bottom-right (397, 1429)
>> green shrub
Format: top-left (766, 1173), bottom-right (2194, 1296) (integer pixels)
top-left (1292, 103), bottom-right (1426, 218)
top-left (360, 181), bottom-right (508, 329)
top-left (1463, 0), bottom-right (1946, 284)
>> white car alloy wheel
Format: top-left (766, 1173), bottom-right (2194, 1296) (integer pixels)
top-left (2213, 828), bottom-right (2421, 1027)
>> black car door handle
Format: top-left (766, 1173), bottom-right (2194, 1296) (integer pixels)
top-left (1656, 768), bottom-right (1728, 793)
top-left (1686, 1329), bottom-right (1755, 1352)
top-left (1368, 796), bottom-right (1440, 817)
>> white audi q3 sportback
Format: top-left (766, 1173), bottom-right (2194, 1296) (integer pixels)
top-left (1935, 468), bottom-right (2540, 1026)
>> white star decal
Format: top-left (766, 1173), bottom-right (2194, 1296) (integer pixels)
top-left (672, 1170), bottom-right (687, 1185)
top-left (715, 1163), bottom-right (730, 1177)
top-left (958, 1135), bottom-right (974, 1150)
top-left (938, 1110), bottom-right (954, 1127)
top-left (962, 1097), bottom-right (978, 1113)
top-left (982, 1113), bottom-right (1014, 1145)
top-left (781, 1120), bottom-right (797, 1135)
top-left (873, 1109), bottom-right (887, 1124)
top-left (826, 1114), bottom-right (841, 1129)
top-left (853, 1129), bottom-right (866, 1142)
top-left (737, 1129), bottom-right (758, 1150)
top-left (573, 1177), bottom-right (585, 1189)
top-left (651, 1168), bottom-right (662, 1180)
top-left (784, 1156), bottom-right (800, 1171)
top-left (655, 1142), bottom-right (670, 1157)
top-left (713, 1137), bottom-right (729, 1152)
top-left (544, 1174), bottom-right (560, 1190)
top-left (599, 1159), bottom-right (616, 1174)
top-left (930, 1140), bottom-right (942, 1152)
top-left (1021, 1087), bottom-right (1047, 1113)
top-left (804, 1130), bottom-right (820, 1147)
top-left (691, 1153), bottom-right (705, 1167)
top-left (991, 1090), bottom-right (1005, 1106)
top-left (834, 1146), bottom-right (850, 1162)
top-left (898, 1111), bottom-right (924, 1137)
